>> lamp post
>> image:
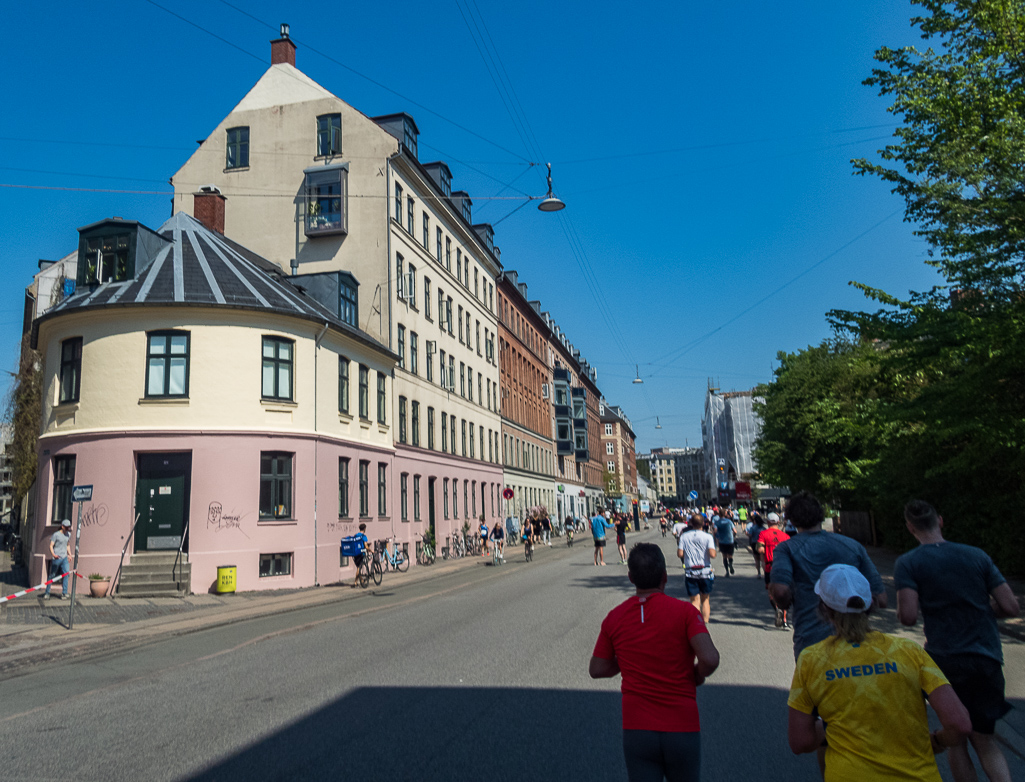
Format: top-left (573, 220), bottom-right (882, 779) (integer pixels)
top-left (536, 163), bottom-right (565, 212)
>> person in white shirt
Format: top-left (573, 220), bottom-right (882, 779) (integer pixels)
top-left (678, 514), bottom-right (717, 622)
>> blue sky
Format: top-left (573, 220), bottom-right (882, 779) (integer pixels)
top-left (1, 1), bottom-right (939, 452)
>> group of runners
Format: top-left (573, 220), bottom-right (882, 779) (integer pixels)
top-left (589, 492), bottom-right (1019, 782)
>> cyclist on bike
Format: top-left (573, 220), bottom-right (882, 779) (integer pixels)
top-left (565, 515), bottom-right (575, 546)
top-left (522, 516), bottom-right (534, 560)
top-left (479, 516), bottom-right (490, 557)
top-left (492, 519), bottom-right (505, 561)
top-left (350, 523), bottom-right (369, 588)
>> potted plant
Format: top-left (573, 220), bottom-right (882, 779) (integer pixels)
top-left (88, 573), bottom-right (111, 598)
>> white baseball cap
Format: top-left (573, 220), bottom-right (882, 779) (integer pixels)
top-left (767, 512), bottom-right (781, 522)
top-left (815, 564), bottom-right (872, 613)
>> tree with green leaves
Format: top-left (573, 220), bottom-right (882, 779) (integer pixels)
top-left (831, 0), bottom-right (1025, 573)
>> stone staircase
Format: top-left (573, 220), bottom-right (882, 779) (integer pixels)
top-left (116, 552), bottom-right (191, 598)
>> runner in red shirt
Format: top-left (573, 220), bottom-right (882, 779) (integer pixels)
top-left (590, 542), bottom-right (720, 782)
top-left (759, 513), bottom-right (791, 629)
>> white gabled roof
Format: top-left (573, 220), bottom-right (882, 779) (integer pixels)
top-left (231, 63), bottom-right (336, 113)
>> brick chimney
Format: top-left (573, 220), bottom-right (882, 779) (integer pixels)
top-left (193, 186), bottom-right (226, 234)
top-left (271, 23), bottom-right (295, 66)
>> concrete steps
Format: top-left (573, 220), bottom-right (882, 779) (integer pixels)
top-left (116, 552), bottom-right (190, 598)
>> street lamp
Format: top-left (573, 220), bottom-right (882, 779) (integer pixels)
top-left (655, 417), bottom-right (662, 429)
top-left (537, 163), bottom-right (566, 212)
top-left (632, 365), bottom-right (643, 384)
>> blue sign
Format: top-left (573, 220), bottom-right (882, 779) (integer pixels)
top-left (72, 485), bottom-right (93, 502)
top-left (688, 490), bottom-right (698, 501)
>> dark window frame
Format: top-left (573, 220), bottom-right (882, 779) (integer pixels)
top-left (316, 113), bottom-right (342, 157)
top-left (338, 356), bottom-right (350, 414)
top-left (51, 455), bottom-right (76, 523)
top-left (59, 337), bottom-right (82, 404)
top-left (339, 457), bottom-right (350, 518)
top-left (226, 126), bottom-right (249, 169)
top-left (261, 336), bottom-right (294, 401)
top-left (259, 451), bottom-right (293, 520)
top-left (145, 330), bottom-right (190, 398)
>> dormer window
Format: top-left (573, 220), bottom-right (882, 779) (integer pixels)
top-left (317, 114), bottom-right (341, 156)
top-left (340, 278), bottom-right (358, 327)
top-left (304, 163), bottom-right (348, 236)
top-left (403, 117), bottom-right (417, 158)
top-left (439, 167), bottom-right (451, 196)
top-left (82, 233), bottom-right (130, 284)
top-left (462, 199), bottom-right (471, 223)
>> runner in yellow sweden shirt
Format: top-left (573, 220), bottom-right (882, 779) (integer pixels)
top-left (787, 564), bottom-right (971, 781)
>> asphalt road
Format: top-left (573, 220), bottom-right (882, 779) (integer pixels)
top-left (2, 528), bottom-right (1023, 781)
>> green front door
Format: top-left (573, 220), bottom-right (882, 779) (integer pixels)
top-left (135, 453), bottom-right (191, 552)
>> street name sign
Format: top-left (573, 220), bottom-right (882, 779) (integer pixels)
top-left (72, 485), bottom-right (93, 502)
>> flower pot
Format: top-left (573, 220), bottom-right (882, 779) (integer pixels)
top-left (89, 579), bottom-right (110, 598)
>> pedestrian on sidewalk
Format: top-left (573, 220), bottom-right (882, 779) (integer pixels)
top-left (746, 512), bottom-right (767, 577)
top-left (788, 564), bottom-right (971, 781)
top-left (541, 513), bottom-right (552, 546)
top-left (895, 500), bottom-right (1021, 782)
top-left (759, 515), bottom-right (791, 628)
top-left (591, 510), bottom-right (613, 566)
top-left (678, 514), bottom-right (717, 623)
top-left (712, 511), bottom-right (736, 577)
top-left (43, 520), bottom-right (73, 600)
top-left (769, 492), bottom-right (886, 661)
top-left (590, 542), bottom-right (720, 782)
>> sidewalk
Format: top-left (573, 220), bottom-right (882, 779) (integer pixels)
top-left (0, 546), bottom-right (498, 680)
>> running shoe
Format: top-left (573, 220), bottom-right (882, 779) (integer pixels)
top-left (774, 607), bottom-right (784, 628)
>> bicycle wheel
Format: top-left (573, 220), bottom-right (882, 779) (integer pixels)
top-left (425, 545), bottom-right (436, 565)
top-left (358, 561), bottom-right (370, 588)
top-left (525, 543), bottom-right (532, 562)
top-left (396, 550), bottom-right (409, 572)
top-left (371, 560), bottom-right (383, 586)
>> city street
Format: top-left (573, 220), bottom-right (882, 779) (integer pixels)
top-left (2, 529), bottom-right (1023, 782)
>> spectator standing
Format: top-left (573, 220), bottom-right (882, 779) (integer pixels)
top-left (591, 510), bottom-right (613, 566)
top-left (678, 515), bottom-right (717, 623)
top-left (43, 519), bottom-right (73, 600)
top-left (788, 564), bottom-right (971, 781)
top-left (590, 543), bottom-right (720, 782)
top-left (759, 515), bottom-right (791, 628)
top-left (895, 500), bottom-right (1021, 782)
top-left (541, 513), bottom-right (552, 546)
top-left (616, 514), bottom-right (630, 564)
top-left (712, 512), bottom-right (736, 576)
top-left (769, 492), bottom-right (886, 660)
top-left (478, 516), bottom-right (489, 557)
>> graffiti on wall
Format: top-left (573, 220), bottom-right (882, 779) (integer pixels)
top-left (326, 520), bottom-right (361, 537)
top-left (80, 504), bottom-right (110, 529)
top-left (207, 502), bottom-right (251, 538)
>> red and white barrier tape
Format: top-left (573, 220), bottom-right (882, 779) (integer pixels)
top-left (0, 570), bottom-right (85, 605)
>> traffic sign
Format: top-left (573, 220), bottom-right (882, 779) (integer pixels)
top-left (71, 485), bottom-right (93, 502)
top-left (502, 487), bottom-right (514, 500)
top-left (688, 490), bottom-right (698, 501)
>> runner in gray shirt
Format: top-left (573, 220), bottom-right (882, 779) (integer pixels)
top-left (768, 492), bottom-right (886, 659)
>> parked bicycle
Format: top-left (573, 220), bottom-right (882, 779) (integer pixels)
top-left (443, 534), bottom-right (464, 560)
top-left (416, 533), bottom-right (436, 566)
top-left (377, 538), bottom-right (409, 572)
top-left (357, 551), bottom-right (383, 588)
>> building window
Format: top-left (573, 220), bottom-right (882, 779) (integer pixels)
top-left (338, 357), bottom-right (350, 414)
top-left (477, 374), bottom-right (482, 406)
top-left (339, 458), bottom-right (350, 517)
top-left (469, 422), bottom-right (475, 459)
top-left (423, 213), bottom-right (430, 250)
top-left (458, 306), bottom-right (464, 343)
top-left (476, 321), bottom-right (481, 355)
top-left (358, 365), bottom-right (370, 419)
top-left (396, 254), bottom-right (405, 300)
top-left (460, 363), bottom-right (465, 397)
top-left (340, 280), bottom-right (358, 327)
top-left (439, 349), bottom-right (447, 388)
top-left (261, 337), bottom-right (293, 401)
top-left (259, 452), bottom-right (292, 519)
top-left (456, 249), bottom-right (462, 284)
top-left (441, 412), bottom-right (448, 452)
top-left (445, 238), bottom-right (451, 270)
top-left (226, 126), bottom-right (249, 169)
top-left (411, 401), bottom-right (420, 447)
top-left (474, 268), bottom-right (479, 298)
top-left (453, 479), bottom-right (459, 519)
top-left (305, 166), bottom-right (348, 236)
top-left (427, 407), bottom-right (435, 450)
top-left (81, 233), bottom-right (130, 284)
top-left (425, 278), bottom-right (432, 320)
top-left (378, 463), bottom-right (388, 516)
top-left (414, 476), bottom-right (421, 520)
top-left (51, 455), bottom-right (76, 523)
top-left (471, 481), bottom-right (477, 517)
top-left (398, 396), bottom-right (407, 443)
top-left (443, 477), bottom-right (450, 518)
top-left (448, 356), bottom-right (455, 390)
top-left (145, 331), bottom-right (189, 398)
top-left (395, 183), bottom-right (403, 223)
top-left (450, 410), bottom-right (456, 452)
top-left (608, 461), bottom-right (616, 473)
top-left (259, 553), bottom-right (291, 577)
top-left (605, 423), bottom-right (614, 436)
top-left (606, 442), bottom-right (614, 455)
top-left (359, 460), bottom-right (370, 517)
top-left (400, 473), bottom-right (408, 521)
top-left (436, 228), bottom-right (443, 261)
top-left (59, 337), bottom-right (82, 404)
top-left (410, 332), bottom-right (419, 376)
top-left (316, 113), bottom-right (341, 156)
top-left (377, 373), bottom-right (387, 424)
top-left (407, 197), bottom-right (415, 234)
top-left (461, 419), bottom-right (467, 456)
top-left (480, 428), bottom-right (485, 463)
top-left (446, 298), bottom-right (453, 334)
top-left (398, 325), bottom-right (406, 369)
top-left (464, 481), bottom-right (469, 518)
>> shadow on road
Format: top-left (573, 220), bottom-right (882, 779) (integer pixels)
top-left (183, 684), bottom-right (815, 782)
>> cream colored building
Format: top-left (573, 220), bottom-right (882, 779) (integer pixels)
top-left (170, 32), bottom-right (503, 549)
